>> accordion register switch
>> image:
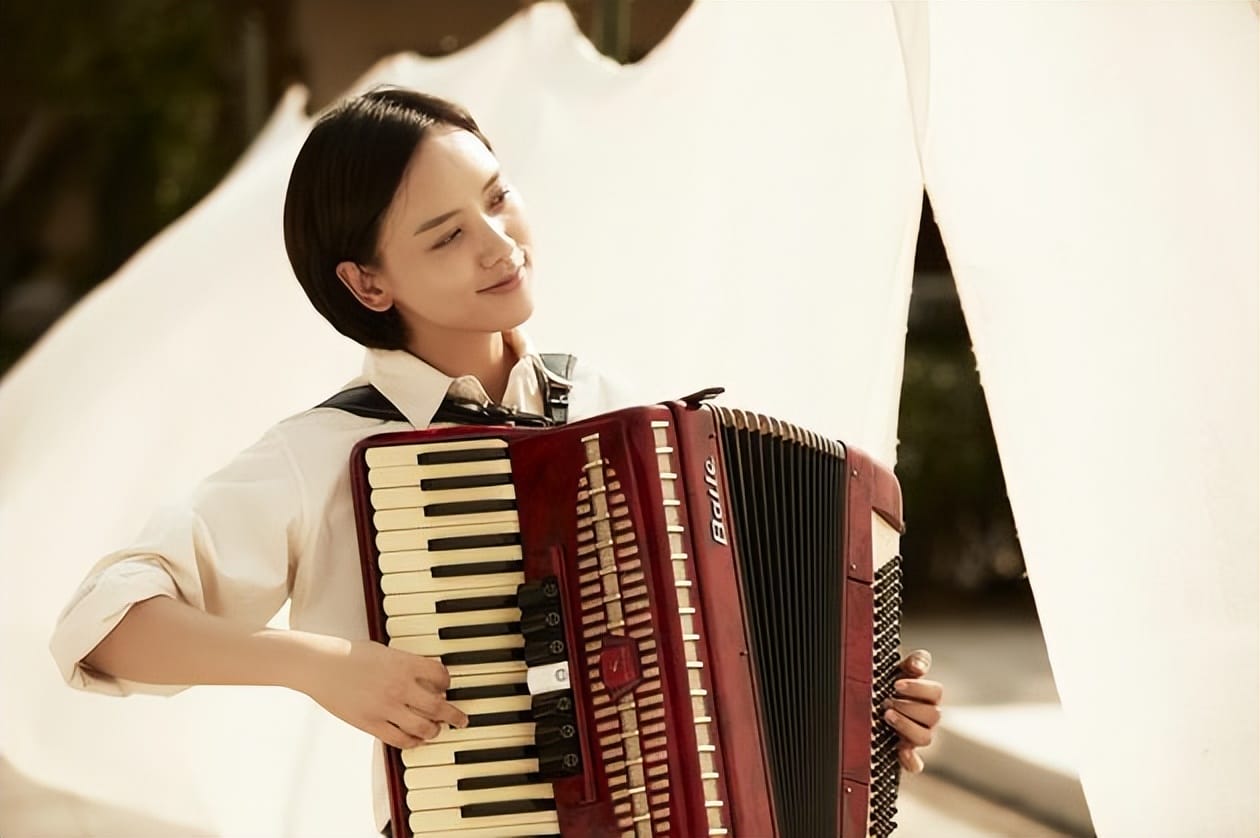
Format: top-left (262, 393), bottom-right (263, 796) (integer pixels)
top-left (519, 576), bottom-right (583, 779)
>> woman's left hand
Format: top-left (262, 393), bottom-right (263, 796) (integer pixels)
top-left (882, 649), bottom-right (944, 773)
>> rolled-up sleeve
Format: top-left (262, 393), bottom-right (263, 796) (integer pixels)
top-left (49, 427), bottom-right (307, 696)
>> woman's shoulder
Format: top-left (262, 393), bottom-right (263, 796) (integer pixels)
top-left (256, 393), bottom-right (408, 478)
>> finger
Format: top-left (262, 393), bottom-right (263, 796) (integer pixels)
top-left (899, 649), bottom-right (932, 677)
top-left (404, 686), bottom-right (470, 730)
top-left (413, 657), bottom-right (451, 692)
top-left (394, 712), bottom-right (441, 742)
top-left (893, 678), bottom-right (944, 705)
top-left (431, 697), bottom-right (471, 730)
top-left (898, 743), bottom-right (925, 774)
top-left (883, 697), bottom-right (942, 729)
top-left (883, 706), bottom-right (934, 748)
top-left (372, 721), bottom-right (423, 751)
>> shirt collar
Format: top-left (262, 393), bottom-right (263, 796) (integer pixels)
top-left (363, 330), bottom-right (546, 427)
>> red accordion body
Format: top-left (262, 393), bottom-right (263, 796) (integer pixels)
top-left (351, 399), bottom-right (906, 838)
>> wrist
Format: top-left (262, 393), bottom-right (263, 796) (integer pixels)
top-left (264, 628), bottom-right (350, 696)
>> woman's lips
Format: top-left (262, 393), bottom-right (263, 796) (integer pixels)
top-left (479, 266), bottom-right (524, 294)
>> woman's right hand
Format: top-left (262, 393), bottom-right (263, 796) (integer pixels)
top-left (293, 634), bottom-right (469, 750)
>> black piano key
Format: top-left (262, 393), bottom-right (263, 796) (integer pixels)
top-left (445, 682), bottom-right (530, 701)
top-left (435, 594), bottom-right (518, 614)
top-left (466, 709), bottom-right (533, 728)
top-left (457, 771), bottom-right (543, 791)
top-left (461, 798), bottom-right (557, 819)
top-left (420, 473), bottom-right (513, 491)
top-left (431, 560), bottom-right (524, 579)
top-left (441, 647), bottom-right (525, 666)
top-left (455, 744), bottom-right (536, 765)
top-left (428, 532), bottom-right (521, 552)
top-left (438, 621), bottom-right (521, 640)
top-left (424, 498), bottom-right (518, 518)
top-left (417, 448), bottom-right (508, 466)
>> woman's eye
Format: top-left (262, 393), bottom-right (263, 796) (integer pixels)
top-left (435, 228), bottom-right (462, 248)
top-left (490, 188), bottom-right (511, 208)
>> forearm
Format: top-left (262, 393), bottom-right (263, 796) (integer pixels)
top-left (81, 595), bottom-right (343, 693)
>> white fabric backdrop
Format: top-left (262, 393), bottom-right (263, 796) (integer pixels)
top-left (916, 4), bottom-right (1258, 836)
top-left (0, 2), bottom-right (1254, 835)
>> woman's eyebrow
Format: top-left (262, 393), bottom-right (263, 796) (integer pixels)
top-left (414, 171), bottom-right (502, 235)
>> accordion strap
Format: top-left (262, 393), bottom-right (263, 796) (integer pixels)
top-left (317, 353), bottom-right (576, 427)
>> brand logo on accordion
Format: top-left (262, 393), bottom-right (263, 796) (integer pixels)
top-left (704, 457), bottom-right (728, 545)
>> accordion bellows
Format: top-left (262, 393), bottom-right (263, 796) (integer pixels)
top-left (351, 398), bottom-right (906, 837)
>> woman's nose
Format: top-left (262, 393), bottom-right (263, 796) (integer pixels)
top-left (479, 216), bottom-right (517, 268)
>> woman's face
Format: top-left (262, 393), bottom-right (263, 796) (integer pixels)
top-left (352, 127), bottom-right (535, 343)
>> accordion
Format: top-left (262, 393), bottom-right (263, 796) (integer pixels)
top-left (351, 395), bottom-right (906, 838)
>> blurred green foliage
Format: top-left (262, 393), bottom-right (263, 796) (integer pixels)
top-left (896, 278), bottom-right (1026, 598)
top-left (0, 1), bottom-right (252, 374)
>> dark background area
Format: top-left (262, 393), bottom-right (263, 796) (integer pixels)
top-left (0, 0), bottom-right (1028, 608)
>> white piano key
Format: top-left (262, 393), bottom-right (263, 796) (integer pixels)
top-left (375, 507), bottom-right (520, 532)
top-left (364, 438), bottom-right (508, 469)
top-left (427, 721), bottom-right (535, 747)
top-left (381, 569), bottom-right (524, 596)
top-left (376, 520), bottom-right (520, 553)
top-left (408, 810), bottom-right (559, 837)
top-left (449, 694), bottom-right (533, 716)
top-left (401, 734), bottom-right (531, 768)
top-left (368, 458), bottom-right (512, 489)
top-left (371, 483), bottom-right (517, 511)
top-left (446, 659), bottom-right (528, 678)
top-left (405, 757), bottom-right (538, 791)
top-left (390, 633), bottom-right (523, 657)
top-left (380, 545), bottom-right (521, 574)
top-left (377, 518), bottom-right (520, 543)
top-left (386, 607), bottom-right (521, 638)
top-left (382, 580), bottom-right (523, 616)
top-left (448, 670), bottom-right (528, 691)
top-left (407, 782), bottom-right (554, 813)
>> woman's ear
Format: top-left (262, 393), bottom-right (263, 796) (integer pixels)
top-left (335, 261), bottom-right (393, 312)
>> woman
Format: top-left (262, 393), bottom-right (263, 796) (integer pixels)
top-left (51, 88), bottom-right (942, 833)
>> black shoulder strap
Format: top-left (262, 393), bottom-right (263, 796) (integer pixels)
top-left (540, 353), bottom-right (577, 380)
top-left (537, 353), bottom-right (576, 426)
top-left (316, 353), bottom-right (578, 426)
top-left (316, 384), bottom-right (406, 422)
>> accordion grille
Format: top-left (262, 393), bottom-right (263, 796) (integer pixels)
top-left (869, 556), bottom-right (904, 836)
top-left (715, 409), bottom-right (845, 838)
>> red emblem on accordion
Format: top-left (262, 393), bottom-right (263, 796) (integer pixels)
top-left (599, 634), bottom-right (644, 703)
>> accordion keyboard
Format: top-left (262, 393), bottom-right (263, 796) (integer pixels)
top-left (365, 438), bottom-right (560, 838)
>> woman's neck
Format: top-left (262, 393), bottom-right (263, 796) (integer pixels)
top-left (407, 328), bottom-right (516, 403)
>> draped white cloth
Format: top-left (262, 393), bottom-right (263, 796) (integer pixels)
top-left (0, 2), bottom-right (1253, 835)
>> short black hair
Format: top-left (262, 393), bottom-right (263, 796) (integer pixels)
top-left (283, 88), bottom-right (493, 349)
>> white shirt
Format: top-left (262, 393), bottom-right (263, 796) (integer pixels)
top-left (48, 330), bottom-right (630, 830)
